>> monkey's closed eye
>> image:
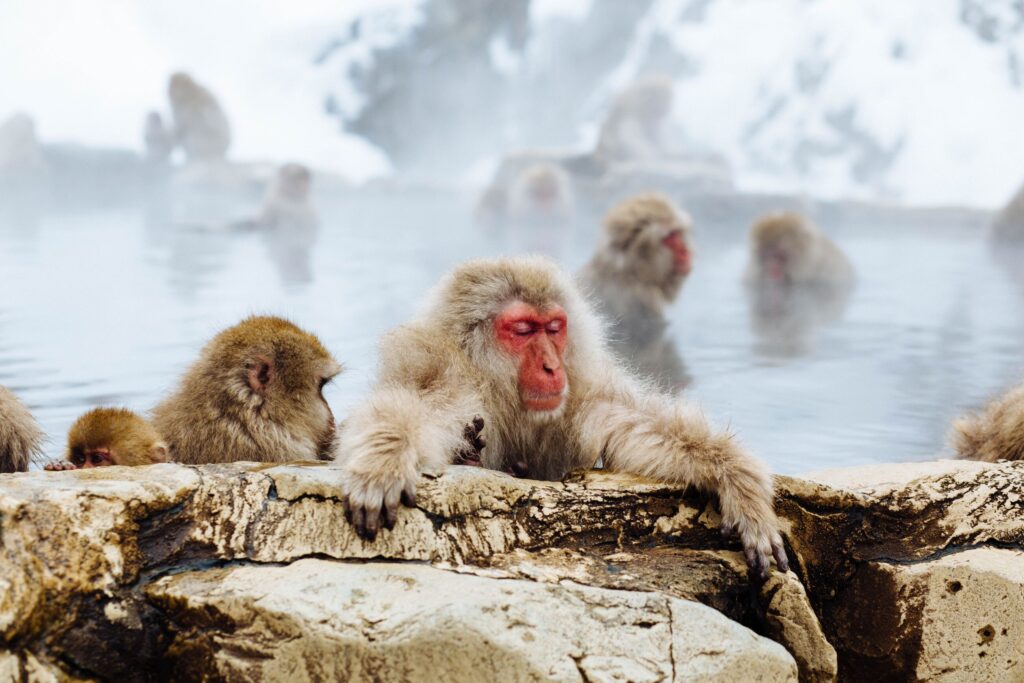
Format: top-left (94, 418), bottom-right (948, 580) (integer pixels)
top-left (511, 322), bottom-right (535, 336)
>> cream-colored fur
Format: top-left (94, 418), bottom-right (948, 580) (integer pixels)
top-left (953, 380), bottom-right (1024, 462)
top-left (335, 256), bottom-right (786, 575)
top-left (0, 385), bottom-right (43, 473)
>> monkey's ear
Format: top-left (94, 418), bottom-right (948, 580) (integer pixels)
top-left (150, 442), bottom-right (170, 463)
top-left (247, 355), bottom-right (275, 394)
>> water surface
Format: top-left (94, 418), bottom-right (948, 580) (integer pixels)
top-left (1, 188), bottom-right (1020, 474)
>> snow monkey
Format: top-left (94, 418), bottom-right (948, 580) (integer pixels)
top-left (334, 257), bottom-right (788, 578)
top-left (167, 72), bottom-right (232, 163)
top-left (255, 163), bottom-right (316, 228)
top-left (0, 385), bottom-right (43, 473)
top-left (44, 408), bottom-right (168, 471)
top-left (506, 163), bottom-right (574, 223)
top-left (595, 75), bottom-right (676, 164)
top-left (579, 193), bottom-right (693, 340)
top-left (952, 379), bottom-right (1024, 462)
top-left (744, 212), bottom-right (854, 289)
top-left (744, 212), bottom-right (854, 356)
top-left (152, 316), bottom-right (342, 464)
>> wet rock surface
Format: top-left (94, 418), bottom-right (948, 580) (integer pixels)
top-left (0, 459), bottom-right (1021, 681)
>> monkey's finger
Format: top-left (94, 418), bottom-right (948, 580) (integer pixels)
top-left (351, 506), bottom-right (366, 538)
top-left (342, 496), bottom-right (353, 522)
top-left (363, 501), bottom-right (382, 540)
top-left (472, 415), bottom-right (484, 433)
top-left (400, 484), bottom-right (417, 508)
top-left (384, 504), bottom-right (398, 530)
top-left (773, 542), bottom-right (790, 573)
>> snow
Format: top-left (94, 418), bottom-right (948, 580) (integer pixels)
top-left (2, 0), bottom-right (1023, 204)
top-left (0, 0), bottom-right (423, 182)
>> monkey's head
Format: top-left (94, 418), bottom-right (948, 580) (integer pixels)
top-left (427, 257), bottom-right (603, 420)
top-left (602, 194), bottom-right (694, 292)
top-left (750, 212), bottom-right (818, 283)
top-left (66, 408), bottom-right (168, 468)
top-left (168, 72), bottom-right (196, 101)
top-left (199, 316), bottom-right (341, 459)
top-left (276, 163), bottom-right (312, 203)
top-left (519, 164), bottom-right (565, 206)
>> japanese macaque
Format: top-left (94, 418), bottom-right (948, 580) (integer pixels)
top-left (255, 163), bottom-right (316, 228)
top-left (334, 256), bottom-right (788, 578)
top-left (0, 385), bottom-right (43, 473)
top-left (152, 316), bottom-right (341, 464)
top-left (578, 194), bottom-right (694, 392)
top-left (744, 212), bottom-right (855, 357)
top-left (506, 163), bottom-right (574, 224)
top-left (952, 380), bottom-right (1024, 462)
top-left (167, 72), bottom-right (231, 163)
top-left (991, 182), bottom-right (1024, 243)
top-left (143, 111), bottom-right (175, 164)
top-left (45, 408), bottom-right (168, 471)
top-left (595, 76), bottom-right (676, 164)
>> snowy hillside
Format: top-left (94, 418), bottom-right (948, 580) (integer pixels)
top-left (2, 0), bottom-right (1023, 206)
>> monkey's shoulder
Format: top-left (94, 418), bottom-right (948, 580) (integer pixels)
top-left (377, 325), bottom-right (469, 390)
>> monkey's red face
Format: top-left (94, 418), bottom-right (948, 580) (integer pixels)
top-left (662, 229), bottom-right (692, 276)
top-left (495, 302), bottom-right (568, 412)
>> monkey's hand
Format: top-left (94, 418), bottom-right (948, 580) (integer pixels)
top-left (720, 510), bottom-right (789, 581)
top-left (453, 416), bottom-right (485, 467)
top-left (43, 461), bottom-right (78, 471)
top-left (341, 453), bottom-right (418, 542)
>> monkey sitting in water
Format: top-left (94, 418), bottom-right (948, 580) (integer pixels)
top-left (45, 408), bottom-right (168, 470)
top-left (578, 194), bottom-right (694, 392)
top-left (952, 379), bottom-right (1024, 462)
top-left (744, 211), bottom-right (855, 357)
top-left (0, 385), bottom-right (43, 473)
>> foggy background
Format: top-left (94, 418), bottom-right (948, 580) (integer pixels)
top-left (1, 0), bottom-right (1023, 474)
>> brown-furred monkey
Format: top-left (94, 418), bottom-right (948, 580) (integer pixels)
top-left (152, 316), bottom-right (341, 464)
top-left (45, 408), bottom-right (168, 470)
top-left (334, 257), bottom-right (788, 578)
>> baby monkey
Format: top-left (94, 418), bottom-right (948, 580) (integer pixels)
top-left (45, 408), bottom-right (168, 470)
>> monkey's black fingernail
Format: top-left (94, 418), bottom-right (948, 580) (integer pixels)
top-left (401, 488), bottom-right (417, 507)
top-left (342, 496), bottom-right (352, 521)
top-left (774, 545), bottom-right (790, 573)
top-left (472, 415), bottom-right (484, 431)
top-left (352, 508), bottom-right (365, 535)
top-left (385, 506), bottom-right (398, 530)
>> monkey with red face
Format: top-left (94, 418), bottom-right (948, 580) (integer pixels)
top-left (45, 408), bottom-right (168, 471)
top-left (334, 257), bottom-right (788, 579)
top-left (579, 194), bottom-right (694, 392)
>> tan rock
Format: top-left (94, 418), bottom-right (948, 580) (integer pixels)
top-left (149, 558), bottom-right (797, 682)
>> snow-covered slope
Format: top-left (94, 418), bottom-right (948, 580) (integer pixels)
top-left (1, 0), bottom-right (1022, 206)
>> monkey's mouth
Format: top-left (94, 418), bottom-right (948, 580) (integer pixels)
top-left (522, 391), bottom-right (565, 412)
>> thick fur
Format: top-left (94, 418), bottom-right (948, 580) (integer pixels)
top-left (744, 212), bottom-right (854, 288)
top-left (152, 316), bottom-right (341, 464)
top-left (168, 72), bottom-right (232, 163)
top-left (66, 408), bottom-right (167, 466)
top-left (953, 381), bottom-right (1024, 462)
top-left (0, 385), bottom-right (43, 473)
top-left (992, 182), bottom-right (1024, 244)
top-left (335, 256), bottom-right (786, 574)
top-left (579, 193), bottom-right (693, 339)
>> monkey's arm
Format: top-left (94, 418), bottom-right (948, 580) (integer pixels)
top-left (334, 329), bottom-right (482, 539)
top-left (576, 386), bottom-right (788, 579)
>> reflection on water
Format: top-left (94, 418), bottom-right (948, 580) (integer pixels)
top-left (1, 188), bottom-right (1021, 475)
